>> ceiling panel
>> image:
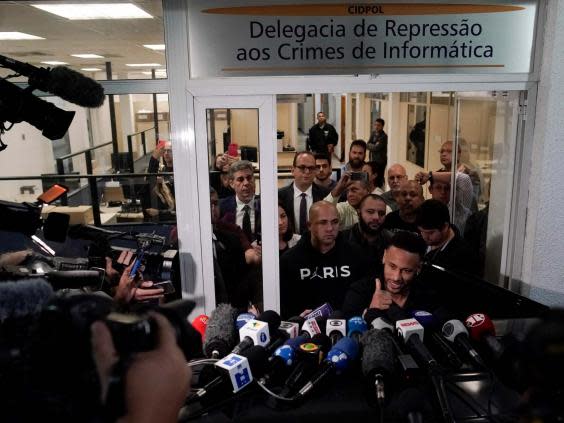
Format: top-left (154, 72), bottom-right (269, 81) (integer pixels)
top-left (0, 0), bottom-right (167, 80)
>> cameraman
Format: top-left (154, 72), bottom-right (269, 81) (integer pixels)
top-left (91, 312), bottom-right (190, 423)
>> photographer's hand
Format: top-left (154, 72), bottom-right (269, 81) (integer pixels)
top-left (91, 313), bottom-right (191, 423)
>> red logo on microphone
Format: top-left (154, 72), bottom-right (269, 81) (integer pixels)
top-left (465, 313), bottom-right (485, 328)
top-left (399, 321), bottom-right (419, 327)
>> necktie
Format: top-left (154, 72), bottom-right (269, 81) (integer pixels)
top-left (299, 193), bottom-right (307, 234)
top-left (242, 205), bottom-right (252, 240)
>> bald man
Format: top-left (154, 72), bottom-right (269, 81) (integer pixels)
top-left (381, 163), bottom-right (407, 211)
top-left (279, 201), bottom-right (373, 318)
top-left (382, 180), bottom-right (424, 235)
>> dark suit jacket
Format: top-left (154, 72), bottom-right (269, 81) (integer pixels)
top-left (219, 195), bottom-right (261, 242)
top-left (278, 182), bottom-right (329, 234)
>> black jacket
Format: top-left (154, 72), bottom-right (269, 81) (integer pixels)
top-left (278, 182), bottom-right (329, 234)
top-left (342, 273), bottom-right (441, 318)
top-left (307, 123), bottom-right (338, 154)
top-left (367, 130), bottom-right (388, 165)
top-left (279, 232), bottom-right (373, 318)
top-left (424, 228), bottom-right (479, 276)
top-left (340, 224), bottom-right (392, 265)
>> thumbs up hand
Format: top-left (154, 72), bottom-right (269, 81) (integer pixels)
top-left (369, 278), bottom-right (393, 310)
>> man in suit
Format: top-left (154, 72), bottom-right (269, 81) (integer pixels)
top-left (219, 160), bottom-right (260, 244)
top-left (279, 151), bottom-right (330, 234)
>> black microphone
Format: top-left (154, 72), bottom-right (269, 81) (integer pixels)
top-left (0, 54), bottom-right (105, 108)
top-left (203, 304), bottom-right (238, 358)
top-left (442, 319), bottom-right (486, 368)
top-left (361, 329), bottom-right (395, 406)
top-left (282, 333), bottom-right (331, 395)
top-left (396, 387), bottom-right (426, 423)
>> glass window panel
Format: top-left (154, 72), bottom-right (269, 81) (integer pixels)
top-left (206, 107), bottom-right (263, 309)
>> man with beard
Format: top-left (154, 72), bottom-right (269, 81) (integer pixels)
top-left (340, 139), bottom-right (367, 174)
top-left (324, 173), bottom-right (370, 230)
top-left (382, 180), bottom-right (424, 235)
top-left (343, 231), bottom-right (439, 318)
top-left (279, 201), bottom-right (370, 318)
top-left (340, 194), bottom-right (392, 264)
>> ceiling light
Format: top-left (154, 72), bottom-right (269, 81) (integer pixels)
top-left (143, 44), bottom-right (165, 51)
top-left (126, 63), bottom-right (162, 67)
top-left (81, 68), bottom-right (102, 72)
top-left (142, 70), bottom-right (167, 76)
top-left (32, 3), bottom-right (153, 20)
top-left (41, 61), bottom-right (68, 65)
top-left (71, 54), bottom-right (105, 59)
top-left (0, 32), bottom-right (45, 40)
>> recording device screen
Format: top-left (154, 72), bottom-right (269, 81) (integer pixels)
top-left (37, 184), bottom-right (68, 204)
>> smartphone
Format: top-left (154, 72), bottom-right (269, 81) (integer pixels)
top-left (350, 172), bottom-right (368, 182)
top-left (151, 280), bottom-right (175, 294)
top-left (129, 251), bottom-right (145, 277)
top-left (37, 184), bottom-right (68, 204)
top-left (157, 139), bottom-right (166, 149)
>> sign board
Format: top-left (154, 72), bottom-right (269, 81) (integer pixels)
top-left (187, 0), bottom-right (537, 78)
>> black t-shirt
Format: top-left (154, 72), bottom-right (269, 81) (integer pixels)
top-left (279, 233), bottom-right (374, 318)
top-left (382, 210), bottom-right (420, 235)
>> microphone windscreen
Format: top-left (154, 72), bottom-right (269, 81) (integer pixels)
top-left (203, 304), bottom-right (238, 358)
top-left (364, 308), bottom-right (387, 325)
top-left (47, 67), bottom-right (105, 108)
top-left (257, 310), bottom-right (281, 335)
top-left (236, 313), bottom-right (255, 330)
top-left (0, 278), bottom-right (53, 321)
top-left (191, 314), bottom-right (209, 341)
top-left (360, 329), bottom-right (395, 377)
top-left (465, 313), bottom-right (496, 341)
top-left (240, 345), bottom-right (268, 377)
top-left (310, 333), bottom-right (331, 353)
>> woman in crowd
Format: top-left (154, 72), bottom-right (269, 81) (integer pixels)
top-left (279, 203), bottom-right (301, 254)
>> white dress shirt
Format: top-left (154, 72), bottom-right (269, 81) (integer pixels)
top-left (235, 196), bottom-right (255, 232)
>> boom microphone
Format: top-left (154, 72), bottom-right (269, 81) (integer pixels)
top-left (0, 54), bottom-right (105, 108)
top-left (203, 304), bottom-right (238, 358)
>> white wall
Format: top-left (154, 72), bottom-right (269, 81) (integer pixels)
top-left (522, 0), bottom-right (564, 307)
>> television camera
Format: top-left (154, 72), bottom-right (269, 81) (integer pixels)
top-left (0, 54), bottom-right (104, 151)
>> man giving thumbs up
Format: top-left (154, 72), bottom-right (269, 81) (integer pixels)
top-left (343, 231), bottom-right (432, 317)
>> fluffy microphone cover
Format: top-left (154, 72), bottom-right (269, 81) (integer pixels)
top-left (203, 303), bottom-right (238, 357)
top-left (360, 329), bottom-right (395, 377)
top-left (47, 67), bottom-right (105, 108)
top-left (0, 278), bottom-right (53, 321)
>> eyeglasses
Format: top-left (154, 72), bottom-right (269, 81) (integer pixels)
top-left (164, 149), bottom-right (173, 153)
top-left (295, 165), bottom-right (318, 173)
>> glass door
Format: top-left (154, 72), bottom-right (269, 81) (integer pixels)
top-left (193, 95), bottom-right (277, 313)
